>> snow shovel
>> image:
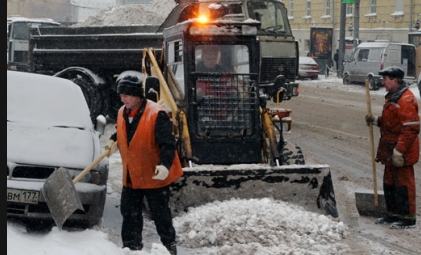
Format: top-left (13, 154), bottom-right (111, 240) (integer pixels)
top-left (355, 80), bottom-right (387, 217)
top-left (42, 143), bottom-right (115, 230)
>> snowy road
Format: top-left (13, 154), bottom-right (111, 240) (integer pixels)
top-left (98, 77), bottom-right (420, 254)
top-left (279, 77), bottom-right (420, 255)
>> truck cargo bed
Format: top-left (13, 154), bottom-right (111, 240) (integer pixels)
top-left (29, 26), bottom-right (163, 73)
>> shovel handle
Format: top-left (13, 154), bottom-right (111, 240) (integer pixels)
top-left (72, 142), bottom-right (115, 184)
top-left (365, 79), bottom-right (379, 207)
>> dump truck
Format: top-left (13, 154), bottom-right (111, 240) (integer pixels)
top-left (25, 0), bottom-right (338, 218)
top-left (27, 0), bottom-right (299, 122)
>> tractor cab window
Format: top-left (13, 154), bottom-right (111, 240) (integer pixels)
top-left (195, 44), bottom-right (250, 73)
top-left (166, 40), bottom-right (185, 100)
top-left (194, 44), bottom-right (256, 138)
top-left (247, 0), bottom-right (292, 36)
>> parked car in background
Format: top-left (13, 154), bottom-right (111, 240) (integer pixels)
top-left (7, 70), bottom-right (108, 231)
top-left (298, 56), bottom-right (319, 80)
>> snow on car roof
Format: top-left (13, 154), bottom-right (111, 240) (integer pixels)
top-left (7, 16), bottom-right (60, 25)
top-left (299, 56), bottom-right (317, 64)
top-left (7, 71), bottom-right (92, 128)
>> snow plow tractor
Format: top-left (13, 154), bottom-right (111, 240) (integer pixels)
top-left (141, 18), bottom-right (338, 218)
top-left (25, 0), bottom-right (338, 220)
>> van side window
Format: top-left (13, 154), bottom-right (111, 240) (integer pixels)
top-left (387, 49), bottom-right (399, 62)
top-left (357, 49), bottom-right (369, 62)
top-left (368, 49), bottom-right (382, 61)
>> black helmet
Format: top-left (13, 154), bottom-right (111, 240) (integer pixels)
top-left (116, 71), bottom-right (144, 97)
top-left (379, 66), bottom-right (404, 79)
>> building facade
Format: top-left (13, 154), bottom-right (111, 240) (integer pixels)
top-left (7, 0), bottom-right (421, 55)
top-left (287, 0), bottom-right (421, 57)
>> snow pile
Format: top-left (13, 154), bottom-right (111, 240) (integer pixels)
top-left (74, 0), bottom-right (176, 26)
top-left (174, 198), bottom-right (350, 255)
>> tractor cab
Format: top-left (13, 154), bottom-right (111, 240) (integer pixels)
top-left (160, 19), bottom-right (263, 164)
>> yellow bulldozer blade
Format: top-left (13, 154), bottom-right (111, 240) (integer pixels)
top-left (170, 164), bottom-right (338, 218)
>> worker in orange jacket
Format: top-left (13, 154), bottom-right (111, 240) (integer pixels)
top-left (365, 66), bottom-right (419, 229)
top-left (105, 71), bottom-right (183, 254)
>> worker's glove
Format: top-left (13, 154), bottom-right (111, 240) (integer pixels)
top-left (105, 140), bottom-right (118, 157)
top-left (152, 165), bottom-right (169, 180)
top-left (391, 148), bottom-right (404, 168)
top-left (365, 115), bottom-right (378, 126)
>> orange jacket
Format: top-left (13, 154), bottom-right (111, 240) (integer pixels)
top-left (116, 100), bottom-right (183, 189)
top-left (376, 88), bottom-right (420, 166)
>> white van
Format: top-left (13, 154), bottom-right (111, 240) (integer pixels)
top-left (342, 41), bottom-right (416, 90)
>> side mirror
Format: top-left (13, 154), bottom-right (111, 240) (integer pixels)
top-left (145, 76), bottom-right (160, 102)
top-left (95, 115), bottom-right (107, 135)
top-left (272, 75), bottom-right (286, 103)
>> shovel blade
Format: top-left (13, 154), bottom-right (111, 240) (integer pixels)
top-left (42, 167), bottom-right (84, 230)
top-left (355, 191), bottom-right (387, 218)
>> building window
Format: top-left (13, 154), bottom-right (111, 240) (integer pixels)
top-left (346, 4), bottom-right (353, 17)
top-left (391, 0), bottom-right (404, 17)
top-left (395, 0), bottom-right (403, 12)
top-left (324, 0), bottom-right (330, 16)
top-left (289, 0), bottom-right (294, 18)
top-left (369, 0), bottom-right (377, 14)
top-left (306, 0), bottom-right (311, 17)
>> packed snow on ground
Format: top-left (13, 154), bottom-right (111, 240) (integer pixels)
top-left (7, 197), bottom-right (349, 255)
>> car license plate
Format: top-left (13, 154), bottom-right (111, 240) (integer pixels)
top-left (7, 188), bottom-right (39, 204)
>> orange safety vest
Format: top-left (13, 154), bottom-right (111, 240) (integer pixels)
top-left (116, 100), bottom-right (183, 189)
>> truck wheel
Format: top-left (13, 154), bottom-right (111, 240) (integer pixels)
top-left (72, 78), bottom-right (104, 123)
top-left (343, 74), bottom-right (351, 85)
top-left (105, 90), bottom-right (122, 120)
top-left (368, 77), bottom-right (378, 91)
top-left (281, 140), bottom-right (305, 165)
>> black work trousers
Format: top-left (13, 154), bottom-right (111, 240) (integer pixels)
top-left (120, 185), bottom-right (176, 249)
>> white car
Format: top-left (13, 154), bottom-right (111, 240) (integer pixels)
top-left (7, 71), bottom-right (108, 231)
top-left (298, 56), bottom-right (320, 80)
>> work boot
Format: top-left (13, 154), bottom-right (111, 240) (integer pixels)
top-left (164, 242), bottom-right (177, 255)
top-left (390, 220), bottom-right (416, 229)
top-left (122, 241), bottom-right (143, 251)
top-left (375, 215), bottom-right (399, 225)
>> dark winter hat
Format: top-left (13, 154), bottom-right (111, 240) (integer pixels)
top-left (116, 71), bottom-right (144, 97)
top-left (379, 66), bottom-right (404, 79)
